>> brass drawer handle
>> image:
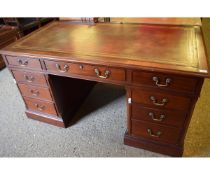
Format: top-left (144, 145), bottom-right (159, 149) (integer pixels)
top-left (30, 89), bottom-right (39, 96)
top-left (149, 112), bottom-right (165, 122)
top-left (24, 75), bottom-right (35, 83)
top-left (147, 129), bottom-right (162, 138)
top-left (94, 68), bottom-right (110, 79)
top-left (18, 59), bottom-right (28, 66)
top-left (150, 96), bottom-right (168, 106)
top-left (55, 63), bottom-right (69, 73)
top-left (34, 103), bottom-right (45, 111)
top-left (79, 65), bottom-right (84, 69)
top-left (152, 76), bottom-right (172, 87)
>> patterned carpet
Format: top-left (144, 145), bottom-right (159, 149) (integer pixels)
top-left (184, 79), bottom-right (210, 156)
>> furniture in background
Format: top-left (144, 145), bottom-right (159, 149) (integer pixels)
top-left (59, 17), bottom-right (99, 23)
top-left (0, 25), bottom-right (18, 69)
top-left (109, 18), bottom-right (202, 25)
top-left (59, 17), bottom-right (110, 23)
top-left (0, 18), bottom-right (5, 25)
top-left (2, 18), bottom-right (56, 37)
top-left (0, 17), bottom-right (56, 69)
top-left (0, 19), bottom-right (209, 156)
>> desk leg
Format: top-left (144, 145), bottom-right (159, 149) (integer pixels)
top-left (25, 75), bottom-right (95, 128)
top-left (124, 131), bottom-right (183, 156)
top-left (124, 87), bottom-right (183, 156)
top-left (123, 83), bottom-right (203, 157)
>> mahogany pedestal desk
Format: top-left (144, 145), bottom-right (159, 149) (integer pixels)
top-left (0, 21), bottom-right (209, 156)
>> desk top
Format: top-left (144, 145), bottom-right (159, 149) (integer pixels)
top-left (0, 21), bottom-right (209, 77)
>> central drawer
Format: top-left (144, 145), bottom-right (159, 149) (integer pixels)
top-left (44, 60), bottom-right (125, 82)
top-left (131, 88), bottom-right (191, 111)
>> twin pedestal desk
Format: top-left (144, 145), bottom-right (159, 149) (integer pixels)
top-left (0, 21), bottom-right (209, 156)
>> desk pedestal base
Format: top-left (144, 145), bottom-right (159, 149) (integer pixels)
top-left (26, 111), bottom-right (65, 128)
top-left (124, 131), bottom-right (183, 157)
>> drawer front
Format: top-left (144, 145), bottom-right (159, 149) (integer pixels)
top-left (132, 71), bottom-right (198, 92)
top-left (131, 120), bottom-right (181, 144)
top-left (12, 70), bottom-right (47, 86)
top-left (131, 103), bottom-right (186, 127)
top-left (6, 55), bottom-right (42, 70)
top-left (18, 83), bottom-right (52, 101)
top-left (44, 60), bottom-right (125, 82)
top-left (24, 97), bottom-right (57, 116)
top-left (132, 88), bottom-right (191, 111)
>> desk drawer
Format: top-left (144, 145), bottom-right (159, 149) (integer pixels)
top-left (131, 103), bottom-right (186, 127)
top-left (12, 70), bottom-right (47, 86)
top-left (24, 97), bottom-right (57, 116)
top-left (44, 60), bottom-right (125, 82)
top-left (131, 88), bottom-right (191, 111)
top-left (18, 83), bottom-right (52, 101)
top-left (131, 120), bottom-right (181, 144)
top-left (6, 55), bottom-right (42, 70)
top-left (132, 71), bottom-right (198, 93)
